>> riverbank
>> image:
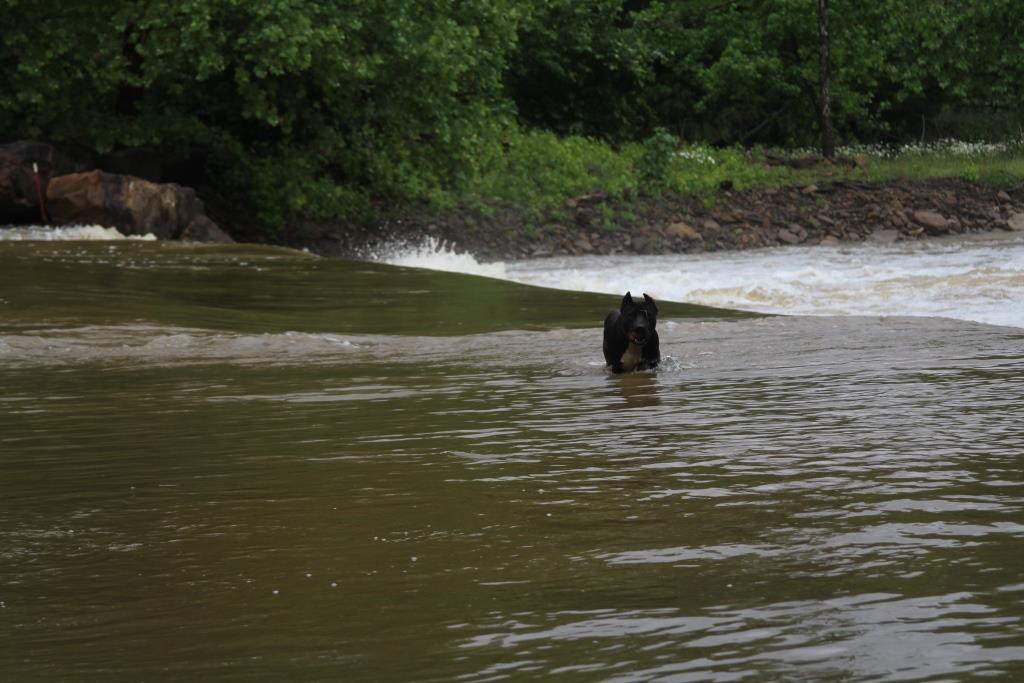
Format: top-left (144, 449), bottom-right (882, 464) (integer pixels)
top-left (4, 139), bottom-right (1023, 263)
top-left (5, 138), bottom-right (1024, 262)
top-left (282, 177), bottom-right (1024, 262)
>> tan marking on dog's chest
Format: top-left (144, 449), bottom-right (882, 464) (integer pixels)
top-left (619, 343), bottom-right (644, 371)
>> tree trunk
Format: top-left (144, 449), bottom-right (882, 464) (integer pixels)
top-left (817, 0), bottom-right (836, 159)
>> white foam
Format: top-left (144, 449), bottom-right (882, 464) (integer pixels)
top-left (0, 224), bottom-right (156, 241)
top-left (373, 236), bottom-right (507, 279)
top-left (503, 233), bottom-right (1024, 328)
top-left (369, 232), bottom-right (1024, 327)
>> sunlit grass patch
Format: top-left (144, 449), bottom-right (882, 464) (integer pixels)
top-left (850, 140), bottom-right (1024, 187)
top-left (460, 130), bottom-right (1024, 215)
top-left (467, 129), bottom-right (637, 206)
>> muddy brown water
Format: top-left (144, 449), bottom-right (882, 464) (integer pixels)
top-left (2, 242), bottom-right (1023, 680)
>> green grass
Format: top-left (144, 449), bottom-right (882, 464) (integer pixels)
top-left (457, 131), bottom-right (1024, 214)
top-left (465, 129), bottom-right (638, 206)
top-left (858, 152), bottom-right (1024, 186)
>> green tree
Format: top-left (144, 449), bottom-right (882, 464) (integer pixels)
top-left (3, 0), bottom-right (1023, 235)
top-left (505, 0), bottom-right (657, 139)
top-left (0, 0), bottom-right (524, 231)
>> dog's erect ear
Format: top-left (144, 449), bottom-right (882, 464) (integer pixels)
top-left (621, 291), bottom-right (634, 310)
top-left (643, 293), bottom-right (658, 314)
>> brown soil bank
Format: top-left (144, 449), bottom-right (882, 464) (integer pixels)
top-left (287, 178), bottom-right (1024, 262)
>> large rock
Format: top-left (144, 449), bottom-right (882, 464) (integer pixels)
top-left (46, 170), bottom-right (230, 242)
top-left (0, 140), bottom-right (82, 223)
top-left (572, 236), bottom-right (594, 253)
top-left (629, 234), bottom-right (649, 252)
top-left (869, 228), bottom-right (900, 244)
top-left (665, 220), bottom-right (703, 242)
top-left (776, 228), bottom-right (801, 244)
top-left (911, 210), bottom-right (951, 234)
top-left (180, 215), bottom-right (235, 244)
top-left (1008, 212), bottom-right (1024, 232)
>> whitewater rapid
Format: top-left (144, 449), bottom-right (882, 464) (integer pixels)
top-left (0, 225), bottom-right (156, 241)
top-left (381, 233), bottom-right (1024, 328)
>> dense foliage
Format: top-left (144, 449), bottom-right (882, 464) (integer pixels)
top-left (2, 0), bottom-right (1022, 233)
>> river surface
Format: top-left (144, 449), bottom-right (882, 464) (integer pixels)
top-left (2, 232), bottom-right (1023, 680)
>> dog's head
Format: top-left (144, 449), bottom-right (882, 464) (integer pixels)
top-left (619, 291), bottom-right (658, 346)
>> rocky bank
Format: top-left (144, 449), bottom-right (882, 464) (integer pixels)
top-left (4, 140), bottom-right (1022, 260)
top-left (289, 177), bottom-right (1024, 262)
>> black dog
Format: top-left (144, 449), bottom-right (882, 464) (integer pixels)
top-left (603, 292), bottom-right (660, 373)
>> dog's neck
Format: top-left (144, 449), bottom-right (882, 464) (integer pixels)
top-left (619, 341), bottom-right (644, 371)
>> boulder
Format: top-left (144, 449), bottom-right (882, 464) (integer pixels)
top-left (0, 140), bottom-right (82, 223)
top-left (776, 227), bottom-right (802, 244)
top-left (572, 236), bottom-right (594, 253)
top-left (46, 170), bottom-right (228, 241)
top-left (1007, 212), bottom-right (1024, 232)
top-left (911, 210), bottom-right (951, 234)
top-left (180, 215), bottom-right (235, 244)
top-left (869, 228), bottom-right (900, 244)
top-left (665, 220), bottom-right (703, 242)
